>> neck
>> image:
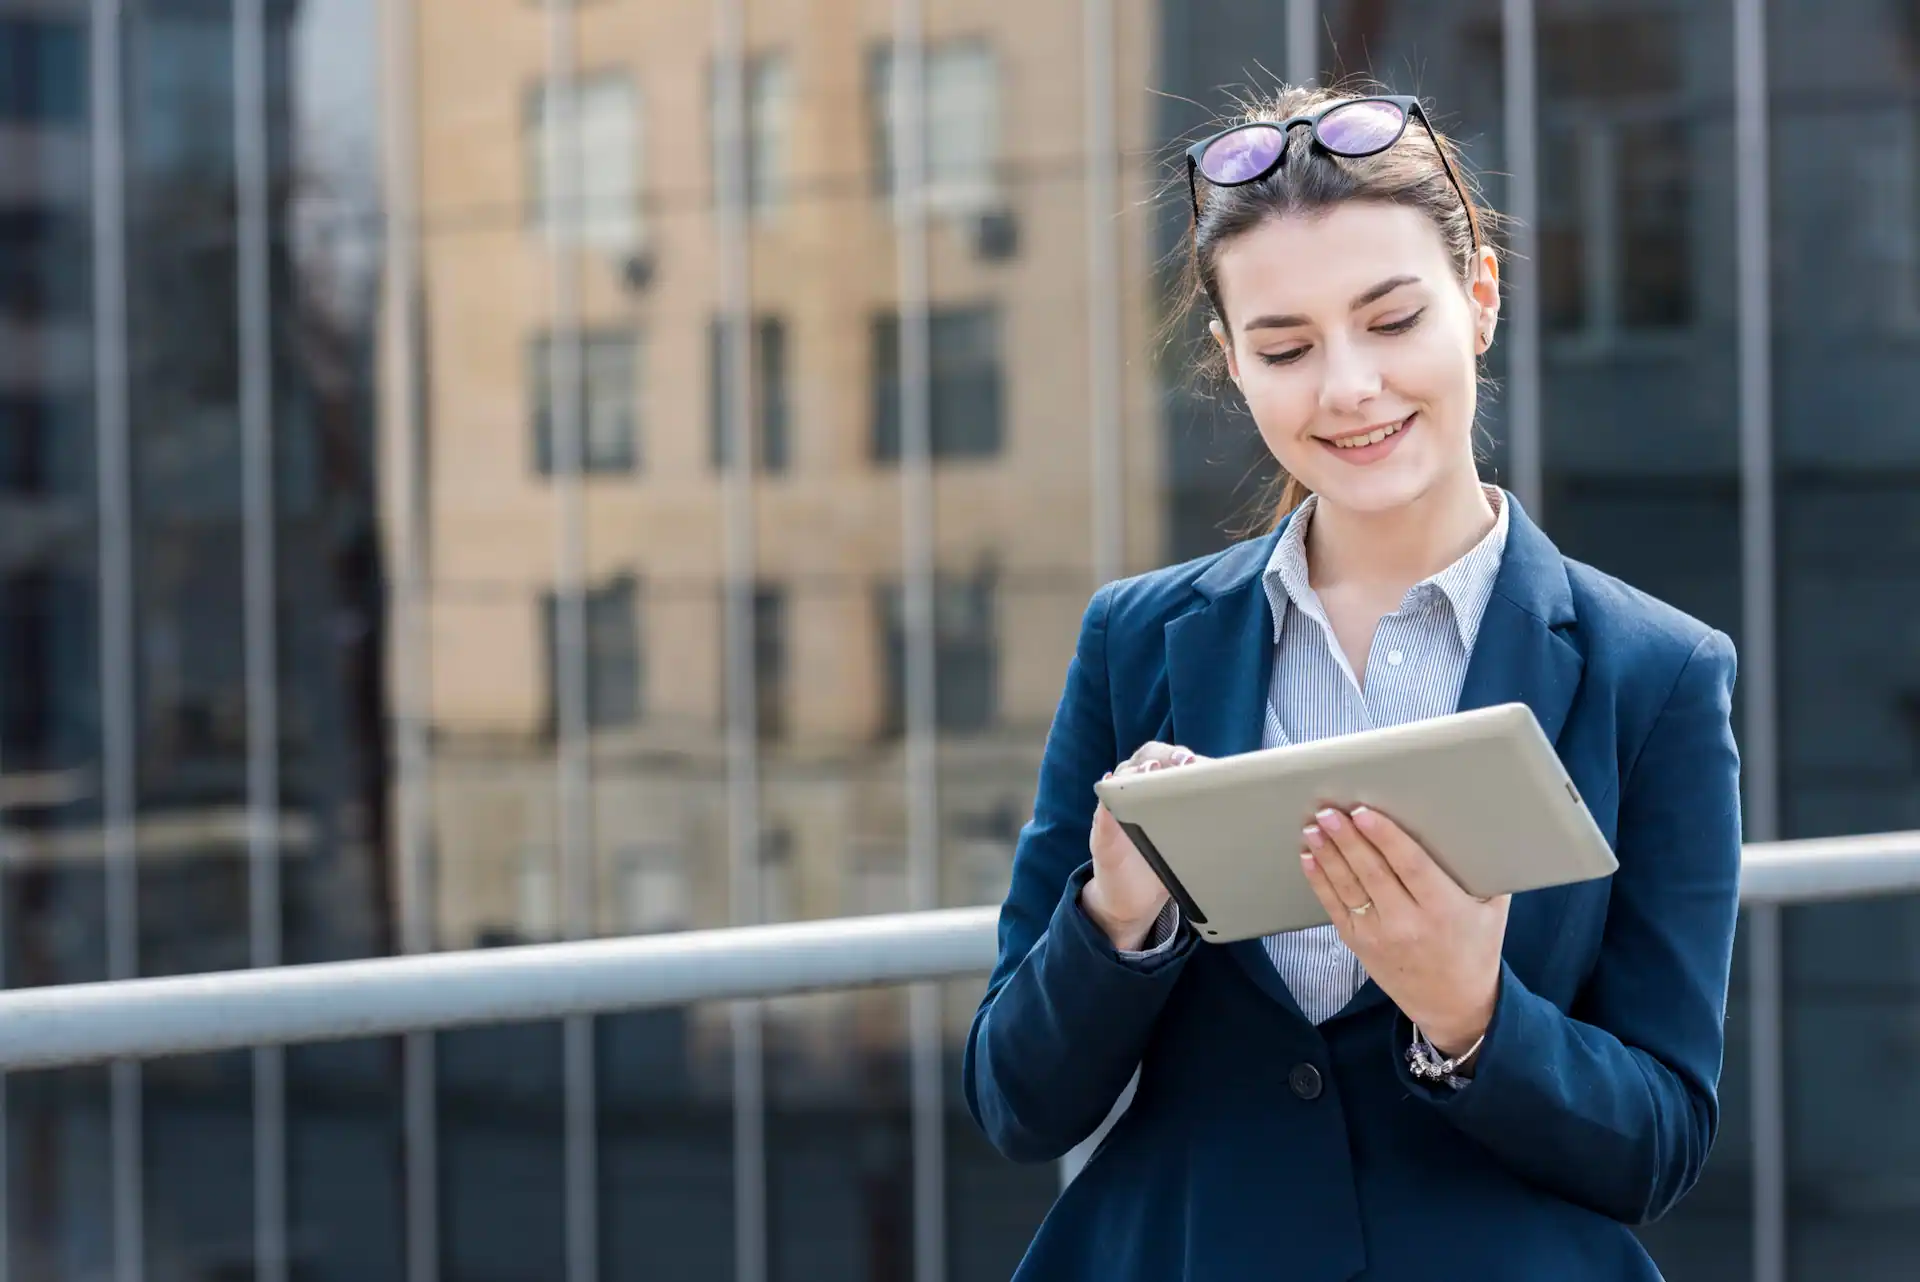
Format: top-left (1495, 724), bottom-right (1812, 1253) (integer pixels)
top-left (1305, 472), bottom-right (1497, 593)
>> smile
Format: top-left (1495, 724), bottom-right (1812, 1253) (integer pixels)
top-left (1323, 415), bottom-right (1412, 449)
top-left (1315, 413), bottom-right (1416, 462)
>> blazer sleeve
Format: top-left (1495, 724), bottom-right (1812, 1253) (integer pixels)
top-left (962, 583), bottom-right (1199, 1164)
top-left (1395, 629), bottom-right (1742, 1225)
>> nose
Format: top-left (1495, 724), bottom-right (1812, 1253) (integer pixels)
top-left (1317, 334), bottom-right (1382, 416)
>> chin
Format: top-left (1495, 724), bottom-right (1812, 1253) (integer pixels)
top-left (1301, 464), bottom-right (1438, 516)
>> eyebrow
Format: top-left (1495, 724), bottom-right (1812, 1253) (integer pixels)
top-left (1242, 274), bottom-right (1424, 331)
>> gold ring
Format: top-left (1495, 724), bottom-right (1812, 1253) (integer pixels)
top-left (1349, 900), bottom-right (1373, 917)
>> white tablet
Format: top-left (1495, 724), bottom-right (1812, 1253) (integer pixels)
top-left (1091, 702), bottom-right (1618, 943)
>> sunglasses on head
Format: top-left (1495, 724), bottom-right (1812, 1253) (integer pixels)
top-left (1185, 95), bottom-right (1479, 251)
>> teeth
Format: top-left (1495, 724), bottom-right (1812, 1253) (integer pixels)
top-left (1331, 417), bottom-right (1406, 449)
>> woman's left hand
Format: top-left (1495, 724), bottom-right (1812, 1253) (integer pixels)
top-left (1300, 805), bottom-right (1509, 1057)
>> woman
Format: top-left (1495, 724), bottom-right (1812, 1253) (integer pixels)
top-left (962, 84), bottom-right (1741, 1281)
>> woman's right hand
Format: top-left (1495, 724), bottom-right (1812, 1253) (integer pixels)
top-left (1083, 741), bottom-right (1206, 950)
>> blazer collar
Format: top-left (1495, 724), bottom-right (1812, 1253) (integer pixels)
top-left (1455, 492), bottom-right (1583, 744)
top-left (1191, 517), bottom-right (1289, 602)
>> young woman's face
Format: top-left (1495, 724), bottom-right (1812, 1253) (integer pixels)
top-left (1210, 201), bottom-right (1499, 516)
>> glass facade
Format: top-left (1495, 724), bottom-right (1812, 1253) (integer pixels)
top-left (0, 1), bottom-right (1913, 1280)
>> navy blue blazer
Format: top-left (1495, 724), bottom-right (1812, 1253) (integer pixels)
top-left (963, 496), bottom-right (1742, 1281)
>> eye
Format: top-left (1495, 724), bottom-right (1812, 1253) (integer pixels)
top-left (1374, 307), bottom-right (1427, 335)
top-left (1258, 347), bottom-right (1309, 367)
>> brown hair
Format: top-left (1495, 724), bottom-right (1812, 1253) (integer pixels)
top-left (1168, 80), bottom-right (1503, 530)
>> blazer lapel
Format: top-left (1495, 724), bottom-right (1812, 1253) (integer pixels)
top-left (1164, 550), bottom-right (1277, 763)
top-left (1163, 523), bottom-right (1314, 1019)
top-left (1453, 495), bottom-right (1585, 739)
top-left (1332, 494), bottom-right (1587, 1025)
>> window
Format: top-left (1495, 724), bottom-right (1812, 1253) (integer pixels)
top-left (0, 397), bottom-right (47, 496)
top-left (870, 40), bottom-right (999, 214)
top-left (759, 826), bottom-right (795, 923)
top-left (617, 843), bottom-right (688, 934)
top-left (753, 585), bottom-right (786, 741)
top-left (0, 209), bottom-right (88, 323)
top-left (708, 52), bottom-right (794, 216)
top-left (1529, 15), bottom-right (1693, 339)
top-left (530, 330), bottom-right (640, 474)
top-left (1, 572), bottom-right (53, 769)
top-left (708, 316), bottom-right (790, 472)
top-left (0, 18), bottom-right (85, 124)
top-left (543, 576), bottom-right (641, 731)
top-left (871, 307), bottom-right (1001, 461)
top-left (879, 571), bottom-right (997, 736)
top-left (528, 72), bottom-right (640, 251)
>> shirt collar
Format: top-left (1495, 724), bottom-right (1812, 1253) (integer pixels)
top-left (1262, 484), bottom-right (1511, 652)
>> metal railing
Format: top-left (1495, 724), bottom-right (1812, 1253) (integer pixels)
top-left (0, 829), bottom-right (1914, 1072)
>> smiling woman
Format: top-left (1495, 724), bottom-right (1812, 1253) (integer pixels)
top-left (962, 81), bottom-right (1744, 1282)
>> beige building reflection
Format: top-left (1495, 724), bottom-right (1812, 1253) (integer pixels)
top-left (388, 0), bottom-right (1168, 1077)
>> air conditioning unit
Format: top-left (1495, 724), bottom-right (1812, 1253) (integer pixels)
top-left (972, 206), bottom-right (1019, 262)
top-left (619, 249), bottom-right (658, 293)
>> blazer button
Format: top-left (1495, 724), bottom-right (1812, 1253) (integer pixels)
top-left (1288, 1063), bottom-right (1323, 1100)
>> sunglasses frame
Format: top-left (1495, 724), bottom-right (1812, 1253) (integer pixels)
top-left (1184, 95), bottom-right (1480, 253)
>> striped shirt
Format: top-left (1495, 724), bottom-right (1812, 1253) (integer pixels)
top-left (1123, 486), bottom-right (1510, 1025)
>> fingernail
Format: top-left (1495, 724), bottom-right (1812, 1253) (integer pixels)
top-left (1351, 806), bottom-right (1376, 831)
top-left (1315, 808), bottom-right (1344, 832)
top-left (1300, 852), bottom-right (1316, 871)
top-left (1301, 824), bottom-right (1325, 851)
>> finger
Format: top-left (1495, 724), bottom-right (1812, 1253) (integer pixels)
top-left (1302, 822), bottom-right (1372, 914)
top-left (1349, 806), bottom-right (1450, 905)
top-left (1298, 843), bottom-right (1358, 934)
top-left (1314, 808), bottom-right (1414, 916)
top-left (1123, 741), bottom-right (1189, 770)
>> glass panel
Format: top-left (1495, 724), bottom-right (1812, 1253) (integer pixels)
top-left (573, 0), bottom-right (739, 1276)
top-left (122, 2), bottom-right (258, 1271)
top-left (414, 0), bottom-right (575, 1268)
top-left (727, 3), bottom-right (915, 1278)
top-left (282, 0), bottom-right (406, 1271)
top-left (1773, 4), bottom-right (1920, 1277)
top-left (915, 0), bottom-right (1139, 1271)
top-left (0, 3), bottom-right (112, 1270)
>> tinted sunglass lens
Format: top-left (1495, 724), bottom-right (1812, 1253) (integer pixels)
top-left (1199, 125), bottom-right (1285, 185)
top-left (1315, 100), bottom-right (1406, 155)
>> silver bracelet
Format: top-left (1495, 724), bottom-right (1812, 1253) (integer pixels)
top-left (1406, 1025), bottom-right (1485, 1090)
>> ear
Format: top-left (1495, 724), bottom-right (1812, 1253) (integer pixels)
top-left (1209, 317), bottom-right (1242, 384)
top-left (1468, 247), bottom-right (1501, 353)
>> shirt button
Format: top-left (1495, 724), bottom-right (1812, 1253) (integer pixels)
top-left (1288, 1063), bottom-right (1323, 1101)
top-left (1387, 649), bottom-right (1405, 666)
